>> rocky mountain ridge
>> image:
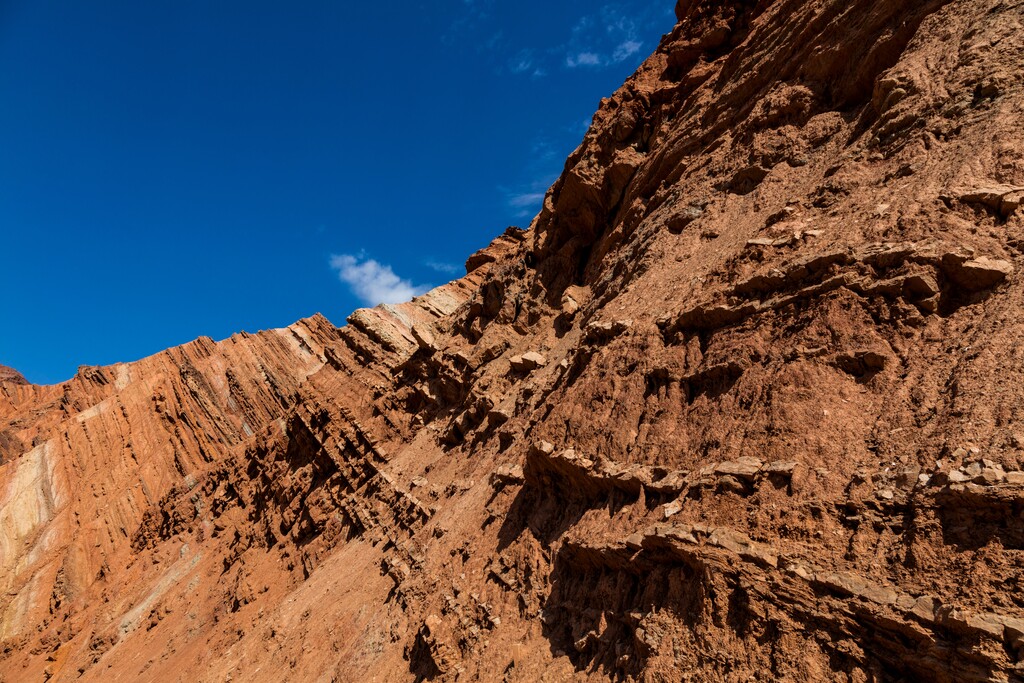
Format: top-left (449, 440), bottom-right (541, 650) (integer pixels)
top-left (2, 0), bottom-right (1024, 680)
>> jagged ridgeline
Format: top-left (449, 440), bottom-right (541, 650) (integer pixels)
top-left (2, 0), bottom-right (1023, 680)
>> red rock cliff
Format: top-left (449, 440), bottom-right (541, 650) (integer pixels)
top-left (2, 0), bottom-right (1024, 680)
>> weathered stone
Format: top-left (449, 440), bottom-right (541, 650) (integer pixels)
top-left (624, 532), bottom-right (645, 550)
top-left (584, 319), bottom-right (633, 343)
top-left (648, 524), bottom-right (697, 545)
top-left (1002, 191), bottom-right (1022, 217)
top-left (765, 461), bottom-right (797, 476)
top-left (964, 461), bottom-right (983, 478)
top-left (561, 293), bottom-right (580, 316)
top-left (509, 351), bottom-right (547, 372)
top-left (816, 571), bottom-right (897, 605)
top-left (411, 324), bottom-right (437, 350)
top-left (949, 256), bottom-right (1014, 291)
top-left (707, 527), bottom-right (754, 555)
top-left (490, 464), bottom-right (524, 486)
top-left (534, 440), bottom-right (555, 456)
top-left (941, 609), bottom-right (1004, 638)
top-left (1006, 471), bottom-right (1024, 485)
top-left (789, 563), bottom-right (813, 580)
top-left (716, 474), bottom-right (746, 493)
top-left (741, 545), bottom-right (779, 568)
top-left (715, 457), bottom-right (763, 480)
top-left (896, 467), bottom-right (922, 488)
top-left (487, 406), bottom-right (512, 427)
top-left (960, 184), bottom-right (1024, 216)
top-left (947, 469), bottom-right (970, 483)
top-left (976, 467), bottom-right (1006, 486)
top-left (908, 595), bottom-right (940, 622)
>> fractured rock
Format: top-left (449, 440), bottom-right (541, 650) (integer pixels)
top-left (490, 464), bottom-right (525, 487)
top-left (509, 351), bottom-right (547, 372)
top-left (715, 457), bottom-right (763, 480)
top-left (946, 256), bottom-right (1014, 291)
top-left (959, 184), bottom-right (1024, 217)
top-left (6, 2), bottom-right (1024, 682)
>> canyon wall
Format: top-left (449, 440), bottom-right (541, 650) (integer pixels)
top-left (2, 0), bottom-right (1023, 680)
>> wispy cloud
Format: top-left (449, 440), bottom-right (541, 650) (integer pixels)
top-left (507, 48), bottom-right (548, 77)
top-left (450, 2), bottom-right (672, 78)
top-left (329, 253), bottom-right (431, 306)
top-left (425, 259), bottom-right (461, 275)
top-left (612, 39), bottom-right (642, 62)
top-left (530, 138), bottom-right (559, 163)
top-left (508, 191), bottom-right (546, 209)
top-left (566, 51), bottom-right (602, 68)
top-left (502, 174), bottom-right (556, 218)
top-left (561, 4), bottom-right (671, 70)
top-left (499, 134), bottom-right (564, 219)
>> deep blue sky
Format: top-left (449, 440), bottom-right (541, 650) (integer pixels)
top-left (0, 1), bottom-right (674, 384)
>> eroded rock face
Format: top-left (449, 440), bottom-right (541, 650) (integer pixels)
top-left (0, 366), bottom-right (26, 386)
top-left (2, 0), bottom-right (1024, 680)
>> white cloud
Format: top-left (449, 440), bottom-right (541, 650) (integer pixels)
top-left (329, 253), bottom-right (431, 306)
top-left (508, 191), bottom-right (546, 209)
top-left (502, 167), bottom-right (558, 218)
top-left (556, 4), bottom-right (667, 71)
top-left (566, 51), bottom-right (602, 68)
top-left (425, 259), bottom-right (461, 275)
top-left (612, 39), bottom-right (642, 62)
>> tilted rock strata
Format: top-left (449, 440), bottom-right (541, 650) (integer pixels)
top-left (0, 366), bottom-right (26, 387)
top-left (2, 0), bottom-right (1024, 680)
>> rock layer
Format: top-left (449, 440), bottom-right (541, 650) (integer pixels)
top-left (2, 0), bottom-right (1024, 680)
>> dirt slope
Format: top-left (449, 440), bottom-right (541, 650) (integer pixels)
top-left (2, 0), bottom-right (1024, 680)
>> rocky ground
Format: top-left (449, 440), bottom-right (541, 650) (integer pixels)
top-left (1, 0), bottom-right (1024, 680)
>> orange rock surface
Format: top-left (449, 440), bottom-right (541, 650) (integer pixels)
top-left (2, 0), bottom-right (1024, 680)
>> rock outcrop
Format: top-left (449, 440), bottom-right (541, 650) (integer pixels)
top-left (2, 0), bottom-right (1024, 680)
top-left (0, 366), bottom-right (26, 387)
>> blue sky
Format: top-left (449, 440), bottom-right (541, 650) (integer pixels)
top-left (0, 0), bottom-right (674, 384)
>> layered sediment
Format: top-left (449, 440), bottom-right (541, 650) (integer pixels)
top-left (2, 0), bottom-right (1024, 680)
